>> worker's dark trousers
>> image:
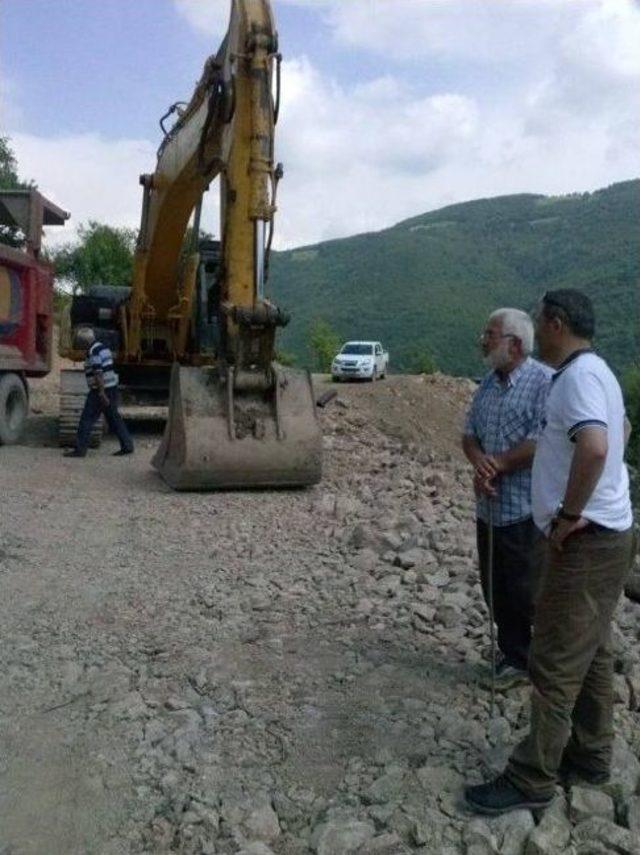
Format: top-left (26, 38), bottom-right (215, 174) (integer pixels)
top-left (506, 526), bottom-right (635, 799)
top-left (76, 387), bottom-right (133, 453)
top-left (477, 517), bottom-right (542, 670)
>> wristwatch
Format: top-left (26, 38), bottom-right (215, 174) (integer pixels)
top-left (557, 505), bottom-right (581, 522)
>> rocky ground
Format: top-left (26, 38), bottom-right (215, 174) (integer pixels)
top-left (1, 368), bottom-right (639, 855)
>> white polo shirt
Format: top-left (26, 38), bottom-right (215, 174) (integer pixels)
top-left (532, 350), bottom-right (632, 535)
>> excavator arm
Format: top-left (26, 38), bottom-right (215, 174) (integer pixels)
top-left (143, 0), bottom-right (321, 489)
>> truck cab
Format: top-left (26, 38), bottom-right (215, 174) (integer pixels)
top-left (331, 340), bottom-right (389, 382)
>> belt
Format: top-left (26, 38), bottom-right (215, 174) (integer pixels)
top-left (580, 521), bottom-right (613, 534)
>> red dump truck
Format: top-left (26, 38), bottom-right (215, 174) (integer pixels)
top-left (0, 190), bottom-right (68, 443)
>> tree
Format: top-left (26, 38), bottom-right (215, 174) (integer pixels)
top-left (309, 318), bottom-right (340, 373)
top-left (0, 136), bottom-right (21, 187)
top-left (51, 221), bottom-right (137, 293)
top-left (0, 135), bottom-right (36, 248)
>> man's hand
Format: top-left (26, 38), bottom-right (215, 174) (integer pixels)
top-left (474, 453), bottom-right (502, 481)
top-left (100, 392), bottom-right (110, 409)
top-left (473, 471), bottom-right (498, 498)
top-left (549, 516), bottom-right (589, 551)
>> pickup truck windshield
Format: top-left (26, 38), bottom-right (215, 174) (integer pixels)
top-left (341, 344), bottom-right (373, 355)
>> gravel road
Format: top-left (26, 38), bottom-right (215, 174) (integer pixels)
top-left (1, 374), bottom-right (639, 855)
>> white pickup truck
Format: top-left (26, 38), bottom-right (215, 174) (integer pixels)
top-left (331, 340), bottom-right (389, 382)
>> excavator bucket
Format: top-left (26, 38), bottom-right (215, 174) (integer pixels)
top-left (152, 363), bottom-right (322, 490)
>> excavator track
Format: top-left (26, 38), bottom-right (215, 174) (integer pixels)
top-left (59, 369), bottom-right (103, 448)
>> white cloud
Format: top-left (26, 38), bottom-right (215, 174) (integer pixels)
top-left (173, 0), bottom-right (231, 38)
top-left (11, 133), bottom-right (157, 248)
top-left (323, 0), bottom-right (640, 69)
top-left (270, 43), bottom-right (639, 247)
top-left (7, 1), bottom-right (639, 253)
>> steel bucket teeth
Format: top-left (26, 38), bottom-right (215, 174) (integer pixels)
top-left (152, 364), bottom-right (322, 490)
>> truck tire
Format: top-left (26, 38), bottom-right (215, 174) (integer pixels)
top-left (0, 373), bottom-right (28, 445)
top-left (59, 370), bottom-right (103, 448)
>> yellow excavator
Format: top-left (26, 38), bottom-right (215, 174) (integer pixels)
top-left (59, 0), bottom-right (322, 489)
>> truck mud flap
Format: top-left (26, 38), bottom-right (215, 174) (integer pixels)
top-left (152, 364), bottom-right (322, 490)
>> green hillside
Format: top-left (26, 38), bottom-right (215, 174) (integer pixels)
top-left (269, 180), bottom-right (639, 377)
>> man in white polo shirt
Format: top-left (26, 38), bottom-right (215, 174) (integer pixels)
top-left (466, 289), bottom-right (635, 815)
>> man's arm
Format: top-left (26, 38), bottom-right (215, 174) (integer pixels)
top-left (489, 439), bottom-right (536, 475)
top-left (94, 372), bottom-right (110, 407)
top-left (550, 426), bottom-right (608, 549)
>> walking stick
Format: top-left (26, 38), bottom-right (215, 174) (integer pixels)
top-left (487, 499), bottom-right (496, 718)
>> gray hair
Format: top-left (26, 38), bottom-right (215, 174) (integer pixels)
top-left (74, 326), bottom-right (96, 349)
top-left (488, 308), bottom-right (534, 355)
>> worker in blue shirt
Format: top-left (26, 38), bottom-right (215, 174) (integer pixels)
top-left (63, 326), bottom-right (134, 458)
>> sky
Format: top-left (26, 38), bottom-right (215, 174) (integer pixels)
top-left (2, 0), bottom-right (639, 250)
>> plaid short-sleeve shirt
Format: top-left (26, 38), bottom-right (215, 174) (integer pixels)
top-left (464, 357), bottom-right (552, 526)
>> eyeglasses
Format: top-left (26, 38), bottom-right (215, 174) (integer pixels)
top-left (480, 331), bottom-right (516, 341)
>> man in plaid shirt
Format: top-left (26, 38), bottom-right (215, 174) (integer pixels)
top-left (463, 308), bottom-right (551, 688)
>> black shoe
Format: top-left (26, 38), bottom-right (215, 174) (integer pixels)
top-left (558, 756), bottom-right (609, 786)
top-left (63, 449), bottom-right (86, 458)
top-left (465, 774), bottom-right (555, 815)
top-left (112, 448), bottom-right (134, 456)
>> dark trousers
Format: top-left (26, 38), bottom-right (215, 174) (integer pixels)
top-left (477, 517), bottom-right (542, 670)
top-left (76, 387), bottom-right (133, 453)
top-left (506, 526), bottom-right (635, 798)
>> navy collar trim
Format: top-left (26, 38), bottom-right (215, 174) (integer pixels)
top-left (551, 348), bottom-right (594, 383)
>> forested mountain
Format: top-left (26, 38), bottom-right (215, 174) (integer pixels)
top-left (269, 180), bottom-right (639, 376)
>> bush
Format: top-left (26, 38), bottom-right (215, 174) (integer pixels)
top-left (407, 348), bottom-right (439, 375)
top-left (53, 288), bottom-right (72, 319)
top-left (275, 349), bottom-right (297, 367)
top-left (309, 318), bottom-right (340, 373)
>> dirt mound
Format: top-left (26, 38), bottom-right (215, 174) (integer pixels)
top-left (315, 373), bottom-right (475, 459)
